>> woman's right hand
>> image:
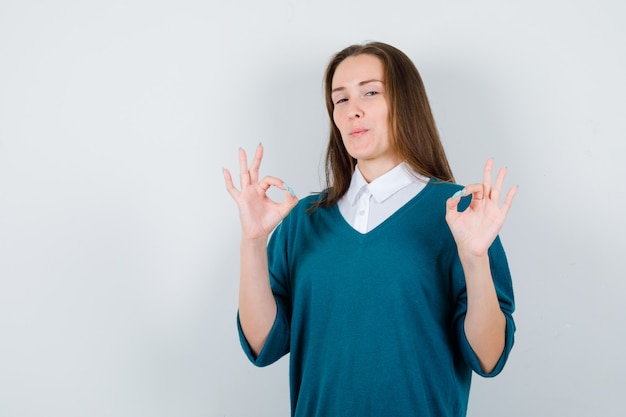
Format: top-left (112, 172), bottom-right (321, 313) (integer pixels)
top-left (223, 144), bottom-right (299, 241)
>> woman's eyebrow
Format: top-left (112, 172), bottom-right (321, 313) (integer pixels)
top-left (331, 79), bottom-right (384, 94)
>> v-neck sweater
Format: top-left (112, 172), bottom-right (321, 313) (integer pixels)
top-left (237, 180), bottom-right (516, 417)
top-left (338, 163), bottom-right (428, 233)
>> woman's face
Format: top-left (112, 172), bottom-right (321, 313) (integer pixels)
top-left (331, 54), bottom-right (401, 180)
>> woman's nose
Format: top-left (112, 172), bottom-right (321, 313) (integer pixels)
top-left (348, 103), bottom-right (363, 119)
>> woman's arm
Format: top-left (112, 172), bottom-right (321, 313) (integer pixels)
top-left (457, 251), bottom-right (506, 373)
top-left (237, 236), bottom-right (277, 356)
top-left (446, 158), bottom-right (518, 373)
top-left (223, 144), bottom-right (298, 356)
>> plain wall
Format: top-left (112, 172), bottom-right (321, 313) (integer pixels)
top-left (1, 1), bottom-right (624, 416)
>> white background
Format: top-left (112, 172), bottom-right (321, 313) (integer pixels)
top-left (1, 1), bottom-right (624, 416)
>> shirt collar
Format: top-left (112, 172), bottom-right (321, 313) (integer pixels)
top-left (348, 163), bottom-right (428, 206)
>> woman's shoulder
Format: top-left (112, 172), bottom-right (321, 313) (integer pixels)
top-left (423, 180), bottom-right (464, 198)
top-left (422, 180), bottom-right (472, 211)
top-left (282, 192), bottom-right (326, 220)
top-left (299, 192), bottom-right (325, 204)
top-left (294, 192), bottom-right (326, 210)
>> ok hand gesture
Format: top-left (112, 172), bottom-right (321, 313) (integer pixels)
top-left (223, 144), bottom-right (299, 241)
top-left (445, 158), bottom-right (518, 258)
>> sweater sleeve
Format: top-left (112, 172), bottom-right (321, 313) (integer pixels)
top-left (237, 303), bottom-right (290, 367)
top-left (452, 235), bottom-right (516, 377)
top-left (236, 220), bottom-right (293, 367)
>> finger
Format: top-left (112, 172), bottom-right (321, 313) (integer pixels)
top-left (249, 143), bottom-right (264, 184)
top-left (238, 147), bottom-right (250, 188)
top-left (464, 183), bottom-right (484, 201)
top-left (446, 191), bottom-right (462, 212)
top-left (259, 175), bottom-right (290, 193)
top-left (280, 188), bottom-right (299, 209)
top-left (260, 175), bottom-right (299, 200)
top-left (259, 175), bottom-right (296, 197)
top-left (445, 190), bottom-right (465, 226)
top-left (482, 158), bottom-right (494, 198)
top-left (490, 166), bottom-right (507, 203)
top-left (223, 167), bottom-right (240, 198)
top-left (500, 185), bottom-right (518, 217)
top-left (445, 187), bottom-right (468, 218)
top-left (260, 176), bottom-right (299, 213)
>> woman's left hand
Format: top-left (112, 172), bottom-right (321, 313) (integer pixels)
top-left (445, 158), bottom-right (518, 258)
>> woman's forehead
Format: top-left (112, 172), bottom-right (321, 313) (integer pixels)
top-left (331, 54), bottom-right (385, 89)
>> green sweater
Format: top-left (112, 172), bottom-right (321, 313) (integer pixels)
top-left (238, 181), bottom-right (516, 417)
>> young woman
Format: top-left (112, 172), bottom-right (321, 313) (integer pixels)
top-left (223, 41), bottom-right (518, 417)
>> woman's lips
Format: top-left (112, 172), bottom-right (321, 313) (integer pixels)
top-left (350, 128), bottom-right (368, 137)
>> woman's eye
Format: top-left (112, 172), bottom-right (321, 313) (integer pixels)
top-left (365, 91), bottom-right (378, 97)
top-left (335, 98), bottom-right (347, 104)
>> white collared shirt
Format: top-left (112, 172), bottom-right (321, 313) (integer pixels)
top-left (338, 163), bottom-right (429, 234)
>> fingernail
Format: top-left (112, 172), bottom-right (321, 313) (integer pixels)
top-left (258, 142), bottom-right (262, 147)
top-left (283, 183), bottom-right (295, 197)
top-left (452, 189), bottom-right (466, 198)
